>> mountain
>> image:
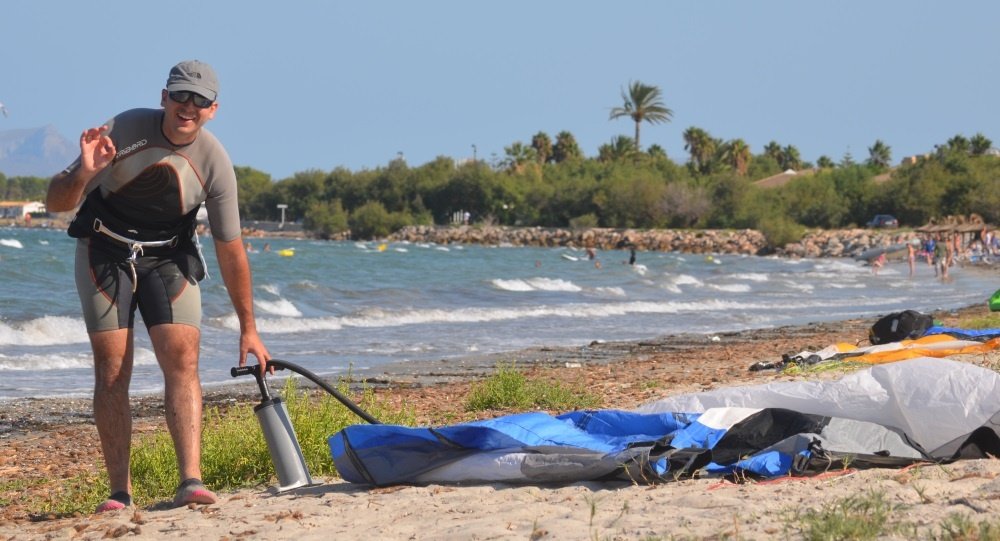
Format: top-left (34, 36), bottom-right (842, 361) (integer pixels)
top-left (0, 125), bottom-right (76, 178)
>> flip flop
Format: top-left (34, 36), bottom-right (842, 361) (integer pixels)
top-left (95, 491), bottom-right (132, 513)
top-left (173, 478), bottom-right (217, 507)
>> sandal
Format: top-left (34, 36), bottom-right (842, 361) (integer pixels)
top-left (172, 478), bottom-right (217, 507)
top-left (95, 491), bottom-right (132, 513)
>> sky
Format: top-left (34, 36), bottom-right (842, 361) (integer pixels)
top-left (2, 1), bottom-right (999, 180)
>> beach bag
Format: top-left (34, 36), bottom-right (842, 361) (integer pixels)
top-left (868, 310), bottom-right (933, 345)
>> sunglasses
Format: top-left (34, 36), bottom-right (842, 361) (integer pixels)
top-left (167, 90), bottom-right (214, 109)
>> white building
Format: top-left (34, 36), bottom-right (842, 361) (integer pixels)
top-left (0, 201), bottom-right (46, 219)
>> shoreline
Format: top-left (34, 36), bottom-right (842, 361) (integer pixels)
top-left (0, 309), bottom-right (884, 436)
top-left (0, 302), bottom-right (977, 436)
top-left (2, 303), bottom-right (998, 537)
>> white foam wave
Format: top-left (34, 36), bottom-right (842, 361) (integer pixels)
top-left (491, 279), bottom-right (534, 292)
top-left (730, 273), bottom-right (769, 282)
top-left (247, 297), bottom-right (862, 335)
top-left (672, 274), bottom-right (704, 287)
top-left (709, 283), bottom-right (752, 293)
top-left (0, 239), bottom-right (24, 249)
top-left (491, 277), bottom-right (582, 292)
top-left (0, 347), bottom-right (157, 371)
top-left (254, 298), bottom-right (303, 317)
top-left (0, 316), bottom-right (88, 346)
top-left (261, 283), bottom-right (281, 296)
top-left (592, 286), bottom-right (626, 297)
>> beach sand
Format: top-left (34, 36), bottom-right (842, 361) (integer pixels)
top-left (3, 304), bottom-right (1000, 540)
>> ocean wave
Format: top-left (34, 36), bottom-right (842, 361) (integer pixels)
top-left (491, 277), bottom-right (582, 292)
top-left (254, 298), bottom-right (303, 317)
top-left (0, 347), bottom-right (157, 371)
top-left (0, 316), bottom-right (88, 346)
top-left (241, 297), bottom-right (878, 335)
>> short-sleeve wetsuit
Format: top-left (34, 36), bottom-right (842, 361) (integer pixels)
top-left (68, 108), bottom-right (242, 332)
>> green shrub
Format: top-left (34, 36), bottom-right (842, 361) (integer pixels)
top-left (465, 362), bottom-right (600, 412)
top-left (757, 215), bottom-right (806, 249)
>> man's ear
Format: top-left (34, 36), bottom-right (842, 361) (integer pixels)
top-left (160, 89), bottom-right (168, 108)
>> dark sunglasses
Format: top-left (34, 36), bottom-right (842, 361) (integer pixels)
top-left (167, 90), bottom-right (214, 109)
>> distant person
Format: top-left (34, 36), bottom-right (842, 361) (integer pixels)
top-left (616, 237), bottom-right (636, 265)
top-left (872, 252), bottom-right (886, 275)
top-left (45, 60), bottom-right (270, 513)
top-left (263, 242), bottom-right (271, 252)
top-left (923, 235), bottom-right (935, 266)
top-left (585, 247), bottom-right (596, 260)
top-left (933, 235), bottom-right (948, 278)
top-left (907, 242), bottom-right (916, 277)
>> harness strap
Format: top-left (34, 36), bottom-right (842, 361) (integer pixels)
top-left (92, 219), bottom-right (179, 293)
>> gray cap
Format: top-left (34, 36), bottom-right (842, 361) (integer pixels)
top-left (166, 60), bottom-right (219, 101)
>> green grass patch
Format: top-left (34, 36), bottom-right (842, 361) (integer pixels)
top-left (790, 490), bottom-right (900, 541)
top-left (935, 513), bottom-right (1000, 540)
top-left (465, 362), bottom-right (601, 412)
top-left (960, 313), bottom-right (1000, 330)
top-left (51, 376), bottom-right (414, 515)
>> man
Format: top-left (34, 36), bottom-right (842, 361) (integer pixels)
top-left (46, 60), bottom-right (270, 513)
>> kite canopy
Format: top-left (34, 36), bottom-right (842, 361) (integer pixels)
top-left (329, 357), bottom-right (1000, 486)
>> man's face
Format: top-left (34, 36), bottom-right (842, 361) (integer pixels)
top-left (160, 89), bottom-right (218, 145)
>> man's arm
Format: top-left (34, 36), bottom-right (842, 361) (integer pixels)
top-left (215, 236), bottom-right (271, 372)
top-left (47, 126), bottom-right (116, 212)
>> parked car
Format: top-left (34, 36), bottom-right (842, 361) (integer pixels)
top-left (866, 214), bottom-right (899, 228)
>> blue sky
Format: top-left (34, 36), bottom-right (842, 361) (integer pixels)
top-left (2, 1), bottom-right (998, 180)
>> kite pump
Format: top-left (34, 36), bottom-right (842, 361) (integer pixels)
top-left (231, 359), bottom-right (379, 492)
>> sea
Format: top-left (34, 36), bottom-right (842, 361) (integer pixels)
top-left (1, 226), bottom-right (997, 400)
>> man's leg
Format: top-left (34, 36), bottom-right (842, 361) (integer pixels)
top-left (90, 328), bottom-right (135, 498)
top-left (148, 323), bottom-right (204, 482)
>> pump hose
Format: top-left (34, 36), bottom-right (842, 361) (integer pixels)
top-left (231, 359), bottom-right (380, 424)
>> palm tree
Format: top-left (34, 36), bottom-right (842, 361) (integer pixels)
top-left (816, 155), bottom-right (835, 169)
top-left (722, 139), bottom-right (751, 176)
top-left (866, 139), bottom-right (892, 169)
top-left (598, 136), bottom-right (637, 162)
top-left (609, 81), bottom-right (673, 151)
top-left (647, 144), bottom-right (667, 160)
top-left (531, 131), bottom-right (553, 164)
top-left (781, 145), bottom-right (801, 171)
top-left (552, 131), bottom-right (583, 163)
top-left (763, 141), bottom-right (783, 164)
top-left (502, 141), bottom-right (536, 172)
top-left (682, 126), bottom-right (716, 174)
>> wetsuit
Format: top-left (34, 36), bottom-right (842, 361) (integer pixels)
top-left (66, 108), bottom-right (242, 332)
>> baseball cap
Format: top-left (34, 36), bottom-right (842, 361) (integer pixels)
top-left (166, 60), bottom-right (219, 101)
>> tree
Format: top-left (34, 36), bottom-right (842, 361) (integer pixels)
top-left (531, 132), bottom-right (553, 164)
top-left (866, 139), bottom-right (892, 169)
top-left (608, 80), bottom-right (673, 151)
top-left (970, 133), bottom-right (993, 156)
top-left (683, 127), bottom-right (716, 174)
top-left (647, 144), bottom-right (667, 160)
top-left (945, 135), bottom-right (970, 155)
top-left (502, 141), bottom-right (537, 173)
top-left (598, 136), bottom-right (638, 162)
top-left (781, 145), bottom-right (802, 171)
top-left (816, 155), bottom-right (835, 169)
top-left (722, 139), bottom-right (751, 176)
top-left (552, 131), bottom-right (583, 163)
top-left (763, 141), bottom-right (783, 164)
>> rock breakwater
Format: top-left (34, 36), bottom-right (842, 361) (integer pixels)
top-left (391, 225), bottom-right (921, 259)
